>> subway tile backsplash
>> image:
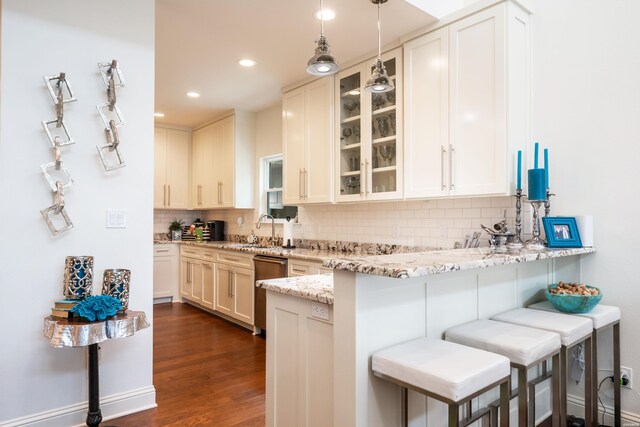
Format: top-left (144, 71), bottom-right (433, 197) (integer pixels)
top-left (154, 196), bottom-right (528, 249)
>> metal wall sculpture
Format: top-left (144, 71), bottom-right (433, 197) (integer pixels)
top-left (96, 60), bottom-right (126, 171)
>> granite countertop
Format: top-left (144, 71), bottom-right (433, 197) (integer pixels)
top-left (153, 240), bottom-right (398, 263)
top-left (323, 247), bottom-right (596, 279)
top-left (257, 274), bottom-right (334, 304)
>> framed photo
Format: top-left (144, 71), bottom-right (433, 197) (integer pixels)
top-left (543, 217), bottom-right (582, 248)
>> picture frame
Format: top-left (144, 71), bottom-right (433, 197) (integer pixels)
top-left (543, 216), bottom-right (582, 248)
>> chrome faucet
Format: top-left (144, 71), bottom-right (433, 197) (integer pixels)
top-left (256, 213), bottom-right (276, 246)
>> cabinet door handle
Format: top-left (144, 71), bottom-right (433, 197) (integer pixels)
top-left (163, 184), bottom-right (167, 206)
top-left (231, 272), bottom-right (235, 297)
top-left (360, 162), bottom-right (365, 196)
top-left (365, 160), bottom-right (370, 195)
top-left (186, 261), bottom-right (190, 284)
top-left (228, 272), bottom-right (232, 298)
top-left (441, 146), bottom-right (447, 191)
top-left (299, 169), bottom-right (303, 200)
top-left (156, 249), bottom-right (170, 253)
top-left (449, 145), bottom-right (455, 190)
top-left (168, 185), bottom-right (171, 206)
top-left (197, 185), bottom-right (202, 205)
top-left (303, 169), bottom-right (308, 199)
top-left (218, 181), bottom-right (223, 205)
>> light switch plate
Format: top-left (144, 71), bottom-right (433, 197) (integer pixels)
top-left (106, 209), bottom-right (127, 228)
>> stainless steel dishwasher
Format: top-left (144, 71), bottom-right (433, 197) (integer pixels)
top-left (254, 255), bottom-right (288, 332)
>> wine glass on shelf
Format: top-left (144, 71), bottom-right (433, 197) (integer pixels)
top-left (345, 176), bottom-right (360, 194)
top-left (342, 127), bottom-right (352, 146)
top-left (379, 144), bottom-right (396, 167)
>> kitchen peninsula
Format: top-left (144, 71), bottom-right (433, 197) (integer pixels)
top-left (262, 246), bottom-right (594, 427)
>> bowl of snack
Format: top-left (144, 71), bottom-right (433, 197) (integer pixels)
top-left (545, 281), bottom-right (602, 313)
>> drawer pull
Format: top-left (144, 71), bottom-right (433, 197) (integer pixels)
top-left (156, 249), bottom-right (170, 253)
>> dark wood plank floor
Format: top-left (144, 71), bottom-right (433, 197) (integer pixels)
top-left (110, 303), bottom-right (266, 427)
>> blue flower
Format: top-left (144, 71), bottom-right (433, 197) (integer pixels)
top-left (70, 295), bottom-right (122, 321)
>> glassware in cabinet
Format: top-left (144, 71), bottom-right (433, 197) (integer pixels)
top-left (339, 71), bottom-right (363, 196)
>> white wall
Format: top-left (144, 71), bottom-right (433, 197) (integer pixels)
top-left (0, 1), bottom-right (156, 425)
top-left (532, 0), bottom-right (640, 418)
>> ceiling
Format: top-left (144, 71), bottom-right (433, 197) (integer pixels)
top-left (155, 0), bottom-right (438, 128)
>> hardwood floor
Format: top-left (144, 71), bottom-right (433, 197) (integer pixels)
top-left (110, 303), bottom-right (265, 427)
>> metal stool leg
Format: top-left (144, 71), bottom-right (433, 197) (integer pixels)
top-left (449, 403), bottom-right (460, 427)
top-left (500, 378), bottom-right (510, 427)
top-left (401, 387), bottom-right (408, 427)
top-left (552, 353), bottom-right (561, 427)
top-left (584, 337), bottom-right (593, 426)
top-left (591, 330), bottom-right (599, 425)
top-left (560, 346), bottom-right (568, 427)
top-left (518, 366), bottom-right (528, 426)
top-left (614, 322), bottom-right (621, 427)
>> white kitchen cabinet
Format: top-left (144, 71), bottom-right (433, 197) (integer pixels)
top-left (214, 258), bottom-right (255, 325)
top-left (283, 77), bottom-right (334, 205)
top-left (179, 246), bottom-right (214, 308)
top-left (154, 127), bottom-right (190, 209)
top-left (191, 112), bottom-right (255, 209)
top-left (153, 244), bottom-right (179, 301)
top-left (266, 291), bottom-right (333, 427)
top-left (404, 2), bottom-right (530, 199)
top-left (335, 48), bottom-right (403, 202)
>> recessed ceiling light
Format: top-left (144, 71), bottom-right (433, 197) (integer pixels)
top-left (239, 59), bottom-right (256, 67)
top-left (186, 91), bottom-right (200, 98)
top-left (315, 9), bottom-right (335, 21)
top-left (154, 112), bottom-right (165, 118)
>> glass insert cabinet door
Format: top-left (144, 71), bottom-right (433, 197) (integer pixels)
top-left (336, 47), bottom-right (402, 202)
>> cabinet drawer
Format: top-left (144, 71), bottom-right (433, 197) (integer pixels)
top-left (216, 250), bottom-right (253, 268)
top-left (181, 246), bottom-right (202, 258)
top-left (154, 245), bottom-right (177, 256)
top-left (288, 259), bottom-right (321, 277)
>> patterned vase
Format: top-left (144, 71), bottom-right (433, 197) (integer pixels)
top-left (101, 269), bottom-right (131, 311)
top-left (63, 256), bottom-right (94, 299)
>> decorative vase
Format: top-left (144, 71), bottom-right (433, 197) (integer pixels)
top-left (101, 269), bottom-right (131, 311)
top-left (171, 230), bottom-right (181, 241)
top-left (63, 256), bottom-right (94, 299)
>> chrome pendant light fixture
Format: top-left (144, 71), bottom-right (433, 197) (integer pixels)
top-left (365, 0), bottom-right (394, 93)
top-left (306, 0), bottom-right (340, 76)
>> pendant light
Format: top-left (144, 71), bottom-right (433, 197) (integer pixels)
top-left (306, 0), bottom-right (340, 76)
top-left (365, 0), bottom-right (394, 93)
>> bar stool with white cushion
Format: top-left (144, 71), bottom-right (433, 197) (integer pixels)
top-left (372, 337), bottom-right (512, 427)
top-left (492, 308), bottom-right (594, 426)
top-left (529, 301), bottom-right (622, 426)
top-left (445, 319), bottom-right (562, 427)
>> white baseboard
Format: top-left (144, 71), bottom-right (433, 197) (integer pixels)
top-left (0, 386), bottom-right (156, 427)
top-left (567, 393), bottom-right (640, 425)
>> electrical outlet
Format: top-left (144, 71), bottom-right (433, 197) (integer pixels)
top-left (311, 302), bottom-right (330, 321)
top-left (621, 366), bottom-right (633, 389)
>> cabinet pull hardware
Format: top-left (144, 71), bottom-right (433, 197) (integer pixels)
top-left (218, 181), bottom-right (222, 205)
top-left (299, 169), bottom-right (303, 200)
top-left (365, 159), bottom-right (370, 194)
top-left (360, 162), bottom-right (365, 196)
top-left (449, 145), bottom-right (455, 190)
top-left (168, 185), bottom-right (171, 206)
top-left (156, 249), bottom-right (169, 253)
top-left (304, 169), bottom-right (308, 199)
top-left (186, 261), bottom-right (190, 284)
top-left (292, 268), bottom-right (306, 273)
top-left (228, 272), bottom-right (232, 298)
top-left (441, 146), bottom-right (447, 191)
top-left (231, 273), bottom-right (235, 297)
top-left (197, 184), bottom-right (202, 205)
top-left (163, 184), bottom-right (166, 206)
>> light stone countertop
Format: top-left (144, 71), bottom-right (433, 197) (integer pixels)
top-left (257, 274), bottom-right (334, 305)
top-left (323, 247), bottom-right (596, 279)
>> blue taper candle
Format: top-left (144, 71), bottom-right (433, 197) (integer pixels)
top-left (534, 142), bottom-right (539, 169)
top-left (544, 148), bottom-right (549, 188)
top-left (517, 150), bottom-right (522, 190)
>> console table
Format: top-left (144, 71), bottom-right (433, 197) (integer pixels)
top-left (43, 311), bottom-right (150, 427)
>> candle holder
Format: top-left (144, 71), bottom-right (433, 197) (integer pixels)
top-left (507, 189), bottom-right (525, 249)
top-left (101, 269), bottom-right (130, 311)
top-left (525, 200), bottom-right (546, 250)
top-left (544, 188), bottom-right (555, 217)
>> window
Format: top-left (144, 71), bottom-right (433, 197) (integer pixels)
top-left (263, 155), bottom-right (297, 220)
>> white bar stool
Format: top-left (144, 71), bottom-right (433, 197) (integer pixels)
top-left (445, 319), bottom-right (562, 427)
top-left (372, 337), bottom-right (512, 427)
top-left (492, 308), bottom-right (593, 427)
top-left (529, 301), bottom-right (622, 426)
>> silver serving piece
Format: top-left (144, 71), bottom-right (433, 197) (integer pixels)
top-left (41, 181), bottom-right (73, 236)
top-left (101, 269), bottom-right (131, 311)
top-left (63, 256), bottom-right (94, 299)
top-left (482, 210), bottom-right (515, 248)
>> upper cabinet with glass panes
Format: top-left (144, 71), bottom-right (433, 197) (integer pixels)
top-left (335, 47), bottom-right (403, 202)
top-left (263, 155), bottom-right (297, 220)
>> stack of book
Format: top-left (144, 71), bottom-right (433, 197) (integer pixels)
top-left (51, 299), bottom-right (80, 318)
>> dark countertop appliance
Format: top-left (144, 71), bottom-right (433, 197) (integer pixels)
top-left (206, 220), bottom-right (225, 241)
top-left (254, 255), bottom-right (288, 332)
